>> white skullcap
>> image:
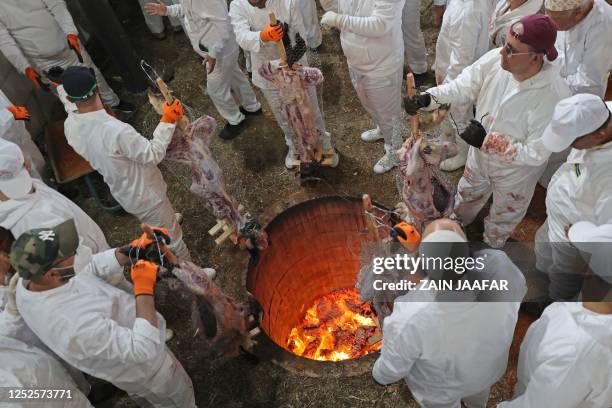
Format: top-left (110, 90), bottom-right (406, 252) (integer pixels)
top-left (542, 94), bottom-right (611, 153)
top-left (545, 0), bottom-right (583, 11)
top-left (568, 221), bottom-right (612, 284)
top-left (0, 139), bottom-right (32, 199)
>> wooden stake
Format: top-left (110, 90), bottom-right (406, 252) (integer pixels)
top-left (155, 78), bottom-right (190, 131)
top-left (406, 73), bottom-right (420, 138)
top-left (362, 194), bottom-right (381, 243)
top-left (268, 12), bottom-right (287, 64)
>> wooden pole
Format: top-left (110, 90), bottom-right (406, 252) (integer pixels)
top-left (155, 78), bottom-right (189, 131)
top-left (268, 12), bottom-right (287, 64)
top-left (362, 194), bottom-right (381, 243)
top-left (406, 73), bottom-right (420, 138)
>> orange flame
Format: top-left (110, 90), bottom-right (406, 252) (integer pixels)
top-left (286, 288), bottom-right (382, 361)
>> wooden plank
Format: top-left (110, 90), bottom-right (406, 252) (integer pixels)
top-left (44, 121), bottom-right (94, 184)
top-left (268, 13), bottom-right (287, 64)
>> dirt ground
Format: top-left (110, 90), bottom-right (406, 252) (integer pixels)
top-left (63, 3), bottom-right (548, 407)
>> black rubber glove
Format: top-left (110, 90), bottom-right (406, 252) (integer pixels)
top-left (404, 93), bottom-right (431, 115)
top-left (459, 120), bottom-right (487, 148)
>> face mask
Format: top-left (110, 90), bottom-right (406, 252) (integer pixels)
top-left (52, 264), bottom-right (76, 281)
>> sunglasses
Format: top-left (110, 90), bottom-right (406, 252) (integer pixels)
top-left (503, 43), bottom-right (535, 58)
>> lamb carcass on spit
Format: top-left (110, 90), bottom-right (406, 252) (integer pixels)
top-left (397, 134), bottom-right (458, 229)
top-left (148, 91), bottom-right (268, 251)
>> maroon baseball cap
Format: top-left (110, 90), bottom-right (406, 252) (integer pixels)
top-left (510, 14), bottom-right (559, 61)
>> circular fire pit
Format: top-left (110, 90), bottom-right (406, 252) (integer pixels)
top-left (247, 195), bottom-right (392, 377)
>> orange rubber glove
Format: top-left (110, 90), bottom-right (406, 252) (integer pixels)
top-left (130, 227), bottom-right (171, 250)
top-left (160, 100), bottom-right (184, 123)
top-left (260, 23), bottom-right (283, 42)
top-left (391, 222), bottom-right (421, 252)
top-left (131, 260), bottom-right (158, 296)
top-left (7, 106), bottom-right (30, 121)
top-left (25, 67), bottom-right (43, 89)
top-left (66, 34), bottom-right (81, 55)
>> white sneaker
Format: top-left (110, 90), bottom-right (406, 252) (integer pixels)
top-left (165, 329), bottom-right (174, 342)
top-left (174, 212), bottom-right (183, 225)
top-left (360, 128), bottom-right (383, 142)
top-left (373, 153), bottom-right (398, 174)
top-left (203, 268), bottom-right (216, 279)
top-left (329, 152), bottom-right (339, 168)
top-left (285, 147), bottom-right (299, 169)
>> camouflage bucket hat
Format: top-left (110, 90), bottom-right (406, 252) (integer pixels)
top-left (10, 219), bottom-right (79, 280)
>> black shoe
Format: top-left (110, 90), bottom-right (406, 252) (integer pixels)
top-left (113, 100), bottom-right (136, 114)
top-left (413, 72), bottom-right (429, 87)
top-left (87, 381), bottom-right (119, 404)
top-left (218, 120), bottom-right (247, 140)
top-left (240, 106), bottom-right (262, 116)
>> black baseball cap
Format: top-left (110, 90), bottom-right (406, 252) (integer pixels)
top-left (59, 66), bottom-right (98, 100)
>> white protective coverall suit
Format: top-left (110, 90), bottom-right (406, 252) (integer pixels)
top-left (166, 0), bottom-right (261, 126)
top-left (498, 302), bottom-right (612, 407)
top-left (300, 0), bottom-right (323, 48)
top-left (488, 0), bottom-right (543, 49)
top-left (327, 0), bottom-right (405, 159)
top-left (64, 110), bottom-right (191, 261)
top-left (372, 249), bottom-right (527, 408)
top-left (137, 0), bottom-right (183, 35)
top-left (538, 0), bottom-right (612, 188)
top-left (433, 0), bottom-right (496, 171)
top-left (0, 310), bottom-right (93, 407)
top-left (16, 249), bottom-right (196, 408)
top-left (402, 0), bottom-right (428, 75)
top-left (0, 178), bottom-right (109, 254)
top-left (0, 0), bottom-right (120, 107)
top-left (425, 48), bottom-right (571, 248)
top-left (229, 0), bottom-right (331, 150)
top-left (535, 135), bottom-right (612, 300)
top-left (0, 90), bottom-right (45, 178)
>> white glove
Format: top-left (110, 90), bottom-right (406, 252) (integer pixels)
top-left (321, 11), bottom-right (344, 29)
top-left (6, 273), bottom-right (19, 316)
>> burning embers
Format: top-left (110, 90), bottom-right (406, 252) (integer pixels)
top-left (286, 288), bottom-right (381, 361)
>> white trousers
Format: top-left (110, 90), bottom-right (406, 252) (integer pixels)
top-left (33, 46), bottom-right (119, 107)
top-left (454, 148), bottom-right (545, 248)
top-left (134, 196), bottom-right (191, 261)
top-left (348, 66), bottom-right (403, 153)
top-left (124, 350), bottom-right (196, 408)
top-left (402, 0), bottom-right (428, 74)
top-left (137, 0), bottom-right (182, 34)
top-left (260, 86), bottom-right (330, 149)
top-left (207, 50), bottom-right (260, 125)
top-left (300, 0), bottom-right (323, 48)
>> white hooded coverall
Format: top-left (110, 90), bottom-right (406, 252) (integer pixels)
top-left (229, 0), bottom-right (331, 150)
top-left (0, 0), bottom-right (120, 107)
top-left (538, 0), bottom-right (612, 188)
top-left (0, 178), bottom-right (109, 255)
top-left (16, 249), bottom-right (196, 408)
top-left (498, 302), bottom-right (612, 407)
top-left (64, 109), bottom-right (190, 261)
top-left (0, 90), bottom-right (45, 178)
top-left (401, 0), bottom-right (428, 75)
top-left (300, 0), bottom-right (323, 48)
top-left (329, 0), bottom-right (405, 155)
top-left (535, 135), bottom-right (612, 300)
top-left (488, 0), bottom-right (543, 49)
top-left (554, 0), bottom-right (612, 98)
top-left (426, 48), bottom-right (571, 248)
top-left (433, 0), bottom-right (495, 169)
top-left (137, 0), bottom-right (183, 35)
top-left (0, 311), bottom-right (92, 407)
top-left (166, 0), bottom-right (261, 126)
top-left (372, 249), bottom-right (526, 408)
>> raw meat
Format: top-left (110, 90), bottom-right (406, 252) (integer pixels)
top-left (397, 134), bottom-right (458, 229)
top-left (163, 261), bottom-right (258, 356)
top-left (259, 62), bottom-right (324, 164)
top-left (148, 91), bottom-right (268, 250)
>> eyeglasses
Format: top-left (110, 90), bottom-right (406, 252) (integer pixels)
top-left (503, 43), bottom-right (535, 58)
